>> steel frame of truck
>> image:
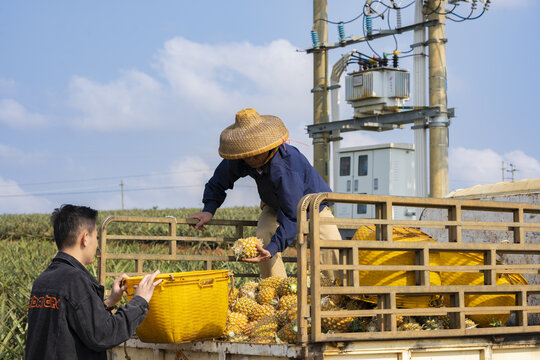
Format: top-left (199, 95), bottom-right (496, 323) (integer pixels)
top-left (100, 194), bottom-right (540, 359)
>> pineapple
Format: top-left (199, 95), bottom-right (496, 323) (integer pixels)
top-left (250, 303), bottom-right (275, 321)
top-left (277, 309), bottom-right (289, 327)
top-left (422, 318), bottom-right (443, 330)
top-left (349, 317), bottom-right (370, 332)
top-left (465, 318), bottom-right (478, 329)
top-left (228, 287), bottom-right (240, 310)
top-left (344, 298), bottom-right (370, 311)
top-left (228, 335), bottom-right (249, 342)
top-left (285, 305), bottom-right (298, 323)
top-left (256, 286), bottom-right (277, 305)
top-left (320, 297), bottom-right (354, 333)
top-left (240, 281), bottom-right (259, 299)
top-left (250, 335), bottom-right (277, 344)
top-left (223, 311), bottom-right (248, 337)
top-left (234, 297), bottom-right (258, 318)
top-left (251, 314), bottom-right (279, 338)
top-left (398, 318), bottom-right (422, 331)
top-left (278, 294), bottom-right (297, 311)
top-left (277, 277), bottom-right (298, 297)
top-left (243, 321), bottom-right (256, 336)
top-left (232, 236), bottom-right (263, 260)
top-left (259, 276), bottom-right (283, 289)
top-left (322, 314), bottom-right (354, 333)
top-left (418, 316), bottom-right (450, 330)
top-left (277, 321), bottom-right (298, 344)
top-left (320, 296), bottom-right (336, 310)
top-left (396, 315), bottom-right (404, 328)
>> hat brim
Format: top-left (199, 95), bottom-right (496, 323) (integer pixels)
top-left (219, 115), bottom-right (289, 160)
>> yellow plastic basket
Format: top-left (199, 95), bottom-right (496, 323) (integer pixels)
top-left (124, 270), bottom-right (230, 343)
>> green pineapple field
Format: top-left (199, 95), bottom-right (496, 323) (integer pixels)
top-left (0, 207), bottom-right (264, 359)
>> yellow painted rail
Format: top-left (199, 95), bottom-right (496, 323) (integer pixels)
top-left (296, 193), bottom-right (540, 343)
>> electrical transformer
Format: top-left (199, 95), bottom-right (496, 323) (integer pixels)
top-left (345, 67), bottom-right (410, 117)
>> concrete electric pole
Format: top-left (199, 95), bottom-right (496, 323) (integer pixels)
top-left (428, 0), bottom-right (449, 198)
top-left (313, 0), bottom-right (330, 184)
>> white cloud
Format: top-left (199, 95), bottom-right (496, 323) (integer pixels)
top-left (0, 99), bottom-right (48, 128)
top-left (68, 69), bottom-right (170, 131)
top-left (65, 38), bottom-right (311, 134)
top-left (0, 143), bottom-right (45, 164)
top-left (0, 177), bottom-right (53, 214)
top-left (450, 147), bottom-right (540, 190)
top-left (156, 37), bottom-right (312, 124)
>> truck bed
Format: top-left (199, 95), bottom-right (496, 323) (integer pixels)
top-left (110, 334), bottom-right (540, 360)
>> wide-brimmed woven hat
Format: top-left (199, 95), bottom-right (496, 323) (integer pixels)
top-left (218, 108), bottom-right (289, 160)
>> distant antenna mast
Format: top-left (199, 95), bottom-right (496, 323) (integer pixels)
top-left (506, 163), bottom-right (518, 182)
top-left (501, 161), bottom-right (506, 182)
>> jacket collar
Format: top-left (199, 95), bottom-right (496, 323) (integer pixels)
top-left (53, 252), bottom-right (100, 286)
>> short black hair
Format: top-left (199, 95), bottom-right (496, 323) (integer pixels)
top-left (51, 204), bottom-right (98, 250)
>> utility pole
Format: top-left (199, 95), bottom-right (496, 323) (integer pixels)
top-left (501, 161), bottom-right (506, 182)
top-left (313, 0), bottom-right (330, 184)
top-left (120, 180), bottom-right (125, 210)
top-left (428, 0), bottom-right (449, 198)
top-left (414, 0), bottom-right (428, 197)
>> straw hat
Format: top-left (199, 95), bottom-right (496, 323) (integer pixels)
top-left (218, 108), bottom-right (289, 160)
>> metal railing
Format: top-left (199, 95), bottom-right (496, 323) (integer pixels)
top-left (296, 193), bottom-right (540, 343)
top-left (97, 195), bottom-right (540, 345)
top-left (97, 216), bottom-right (297, 286)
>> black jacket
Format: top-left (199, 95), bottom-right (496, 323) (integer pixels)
top-left (25, 252), bottom-right (149, 359)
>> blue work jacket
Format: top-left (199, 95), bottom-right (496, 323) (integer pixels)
top-left (202, 144), bottom-right (332, 256)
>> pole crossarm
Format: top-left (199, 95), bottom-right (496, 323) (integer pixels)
top-left (305, 20), bottom-right (439, 54)
top-left (306, 107), bottom-right (454, 139)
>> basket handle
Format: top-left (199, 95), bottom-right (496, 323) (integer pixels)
top-left (122, 280), bottom-right (136, 296)
top-left (227, 272), bottom-right (235, 297)
top-left (198, 279), bottom-right (215, 288)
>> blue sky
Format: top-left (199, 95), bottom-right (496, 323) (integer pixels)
top-left (0, 0), bottom-right (538, 214)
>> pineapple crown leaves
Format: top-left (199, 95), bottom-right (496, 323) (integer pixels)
top-left (421, 319), bottom-right (441, 331)
top-left (464, 318), bottom-right (478, 329)
top-left (288, 282), bottom-right (298, 294)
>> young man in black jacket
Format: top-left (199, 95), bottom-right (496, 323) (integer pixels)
top-left (25, 204), bottom-right (161, 360)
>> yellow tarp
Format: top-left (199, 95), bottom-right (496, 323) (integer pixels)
top-left (352, 226), bottom-right (528, 327)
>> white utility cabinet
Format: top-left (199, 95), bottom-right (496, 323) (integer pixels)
top-left (335, 143), bottom-right (416, 219)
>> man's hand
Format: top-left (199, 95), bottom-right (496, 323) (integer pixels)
top-left (242, 243), bottom-right (272, 264)
top-left (188, 211), bottom-right (213, 230)
top-left (133, 270), bottom-right (163, 304)
top-left (104, 273), bottom-right (129, 309)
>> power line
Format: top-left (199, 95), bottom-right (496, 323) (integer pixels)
top-left (0, 169), bottom-right (212, 188)
top-left (0, 184), bottom-right (257, 198)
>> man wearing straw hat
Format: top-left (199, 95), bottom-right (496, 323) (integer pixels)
top-left (189, 108), bottom-right (340, 279)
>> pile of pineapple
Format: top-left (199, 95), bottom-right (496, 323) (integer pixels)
top-left (224, 276), bottom-right (300, 343)
top-left (223, 275), bottom-right (483, 343)
top-left (223, 237), bottom-right (484, 343)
